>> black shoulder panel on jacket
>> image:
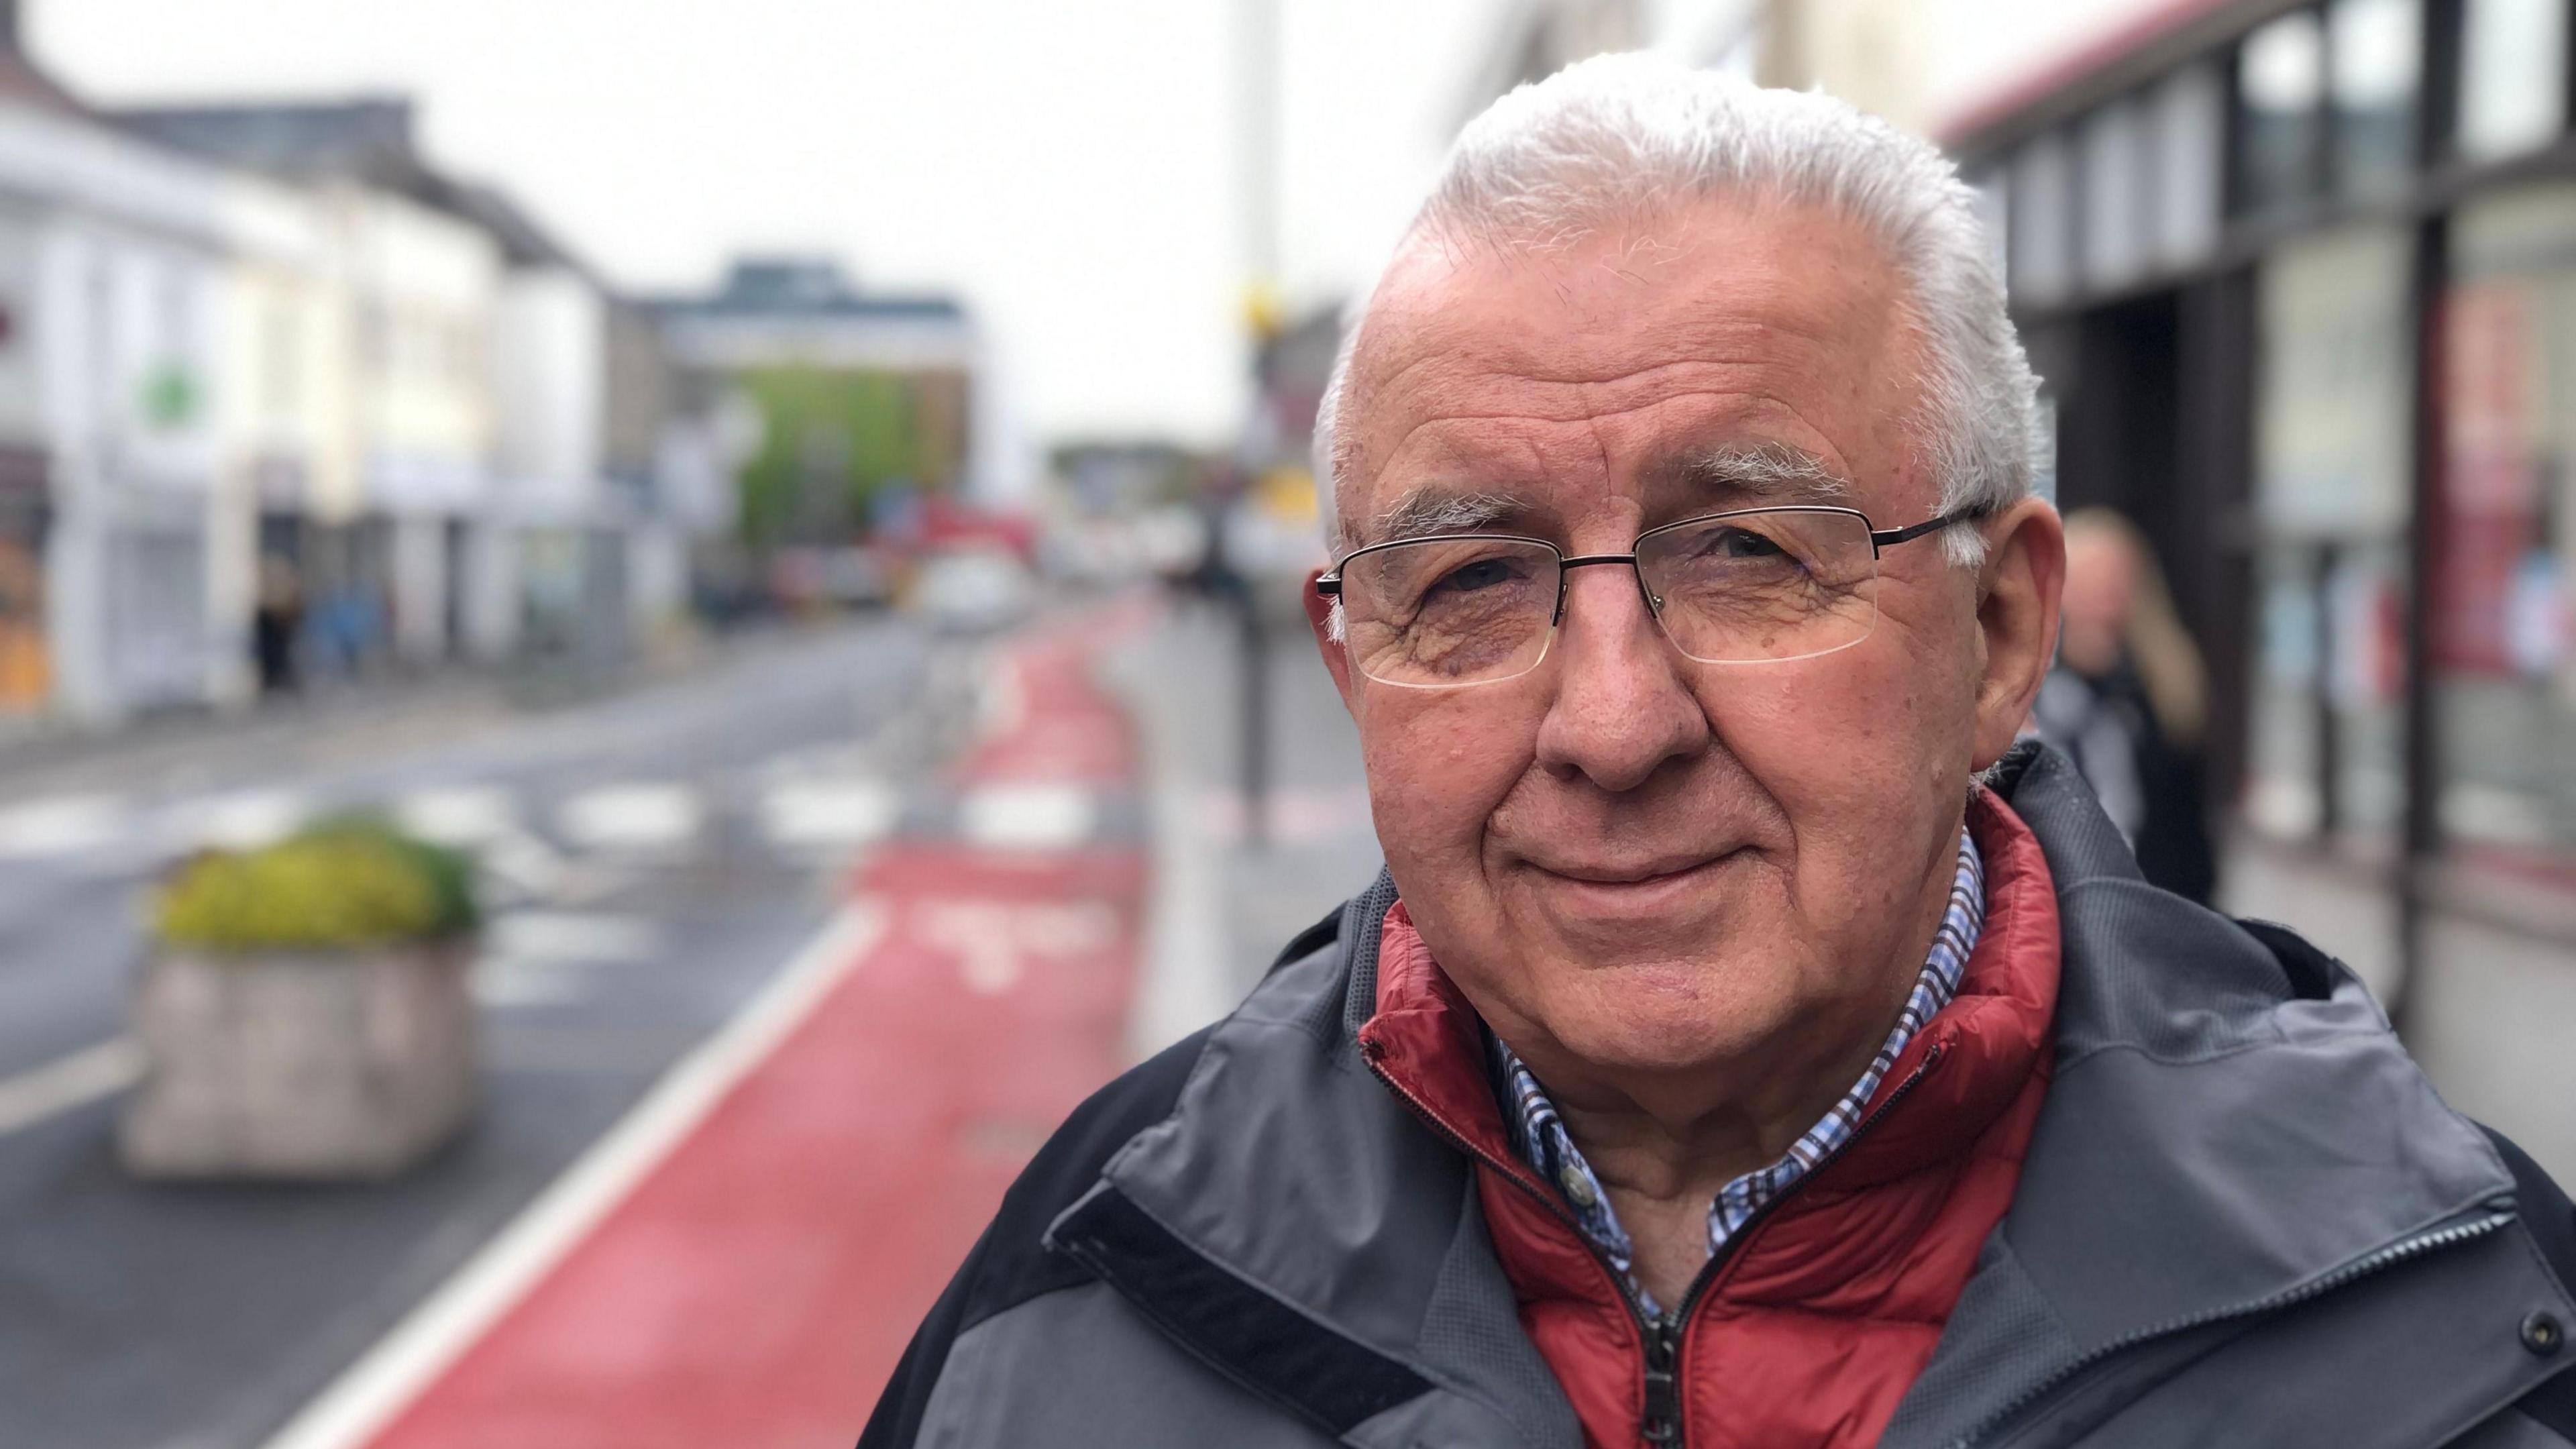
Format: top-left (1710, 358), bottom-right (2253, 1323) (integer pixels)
top-left (1265, 903), bottom-right (1345, 979)
top-left (856, 1023), bottom-right (1220, 1449)
top-left (2488, 1124), bottom-right (2576, 1438)
top-left (2232, 917), bottom-right (2343, 1001)
top-left (1049, 1183), bottom-right (1433, 1437)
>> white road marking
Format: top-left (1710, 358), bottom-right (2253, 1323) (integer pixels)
top-left (757, 778), bottom-right (900, 849)
top-left (166, 790), bottom-right (311, 851)
top-left (486, 912), bottom-right (662, 964)
top-left (958, 784), bottom-right (1094, 851)
top-left (556, 784), bottom-right (702, 852)
top-left (256, 902), bottom-right (889, 1449)
top-left (470, 961), bottom-right (590, 1008)
top-left (0, 795), bottom-right (128, 860)
top-left (0, 1038), bottom-right (144, 1138)
top-left (914, 898), bottom-right (1120, 996)
top-left (395, 787), bottom-right (521, 847)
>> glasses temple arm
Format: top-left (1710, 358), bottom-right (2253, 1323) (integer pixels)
top-left (1867, 506), bottom-right (1985, 550)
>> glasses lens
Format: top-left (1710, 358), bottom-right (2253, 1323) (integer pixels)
top-left (1636, 509), bottom-right (1878, 663)
top-left (1338, 537), bottom-right (1559, 686)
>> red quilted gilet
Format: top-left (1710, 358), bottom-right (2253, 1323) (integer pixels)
top-left (1356, 788), bottom-right (2059, 1448)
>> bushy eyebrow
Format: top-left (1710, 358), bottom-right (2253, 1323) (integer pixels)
top-left (1664, 441), bottom-right (1856, 506)
top-left (1360, 488), bottom-right (1529, 549)
top-left (1351, 442), bottom-right (1851, 554)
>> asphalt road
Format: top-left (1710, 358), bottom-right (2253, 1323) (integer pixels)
top-left (0, 616), bottom-right (963, 1449)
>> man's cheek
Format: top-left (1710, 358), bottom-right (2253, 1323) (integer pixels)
top-left (1361, 713), bottom-right (1519, 847)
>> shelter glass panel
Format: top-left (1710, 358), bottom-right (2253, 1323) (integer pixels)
top-left (2436, 187), bottom-right (2576, 867)
top-left (2251, 225), bottom-right (2414, 841)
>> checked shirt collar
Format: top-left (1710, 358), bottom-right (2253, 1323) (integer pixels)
top-left (1487, 826), bottom-right (1988, 1320)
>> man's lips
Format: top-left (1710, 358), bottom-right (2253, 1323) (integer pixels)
top-left (1523, 848), bottom-right (1741, 885)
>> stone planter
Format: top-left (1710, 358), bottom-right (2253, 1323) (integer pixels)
top-left (119, 936), bottom-right (477, 1181)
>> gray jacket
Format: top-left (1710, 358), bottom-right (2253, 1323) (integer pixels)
top-left (861, 745), bottom-right (2576, 1447)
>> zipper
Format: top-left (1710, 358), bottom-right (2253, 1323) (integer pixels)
top-left (1946, 1201), bottom-right (2519, 1449)
top-left (1640, 1313), bottom-right (1683, 1445)
top-left (1638, 1044), bottom-right (1947, 1446)
top-left (1366, 1032), bottom-right (1946, 1449)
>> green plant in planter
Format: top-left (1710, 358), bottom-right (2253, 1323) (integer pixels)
top-left (154, 816), bottom-right (478, 953)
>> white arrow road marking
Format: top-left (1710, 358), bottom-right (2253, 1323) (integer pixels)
top-left (913, 898), bottom-right (1120, 996)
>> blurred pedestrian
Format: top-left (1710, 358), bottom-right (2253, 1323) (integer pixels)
top-left (252, 553), bottom-right (303, 696)
top-left (2030, 508), bottom-right (2216, 902)
top-left (863, 58), bottom-right (2576, 1449)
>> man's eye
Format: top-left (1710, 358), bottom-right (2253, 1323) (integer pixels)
top-left (1430, 557), bottom-right (1520, 594)
top-left (1702, 527), bottom-right (1785, 559)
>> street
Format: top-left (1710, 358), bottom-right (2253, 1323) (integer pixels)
top-left (0, 616), bottom-right (959, 1449)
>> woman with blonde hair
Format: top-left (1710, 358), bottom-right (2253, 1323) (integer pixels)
top-left (2033, 508), bottom-right (2218, 901)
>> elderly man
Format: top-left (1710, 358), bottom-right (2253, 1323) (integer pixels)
top-left (863, 57), bottom-right (2576, 1448)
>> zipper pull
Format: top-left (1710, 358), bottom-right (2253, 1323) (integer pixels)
top-left (1640, 1314), bottom-right (1682, 1446)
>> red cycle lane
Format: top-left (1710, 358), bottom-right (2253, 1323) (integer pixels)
top-left (347, 611), bottom-right (1149, 1449)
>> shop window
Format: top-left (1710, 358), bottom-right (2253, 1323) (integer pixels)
top-left (2149, 62), bottom-right (2223, 268)
top-left (2330, 0), bottom-right (2420, 199)
top-left (2251, 225), bottom-right (2414, 840)
top-left (2236, 10), bottom-right (2328, 217)
top-left (2437, 187), bottom-right (2576, 861)
top-left (2009, 133), bottom-right (2075, 305)
top-left (2081, 101), bottom-right (2148, 289)
top-left (2457, 0), bottom-right (2567, 161)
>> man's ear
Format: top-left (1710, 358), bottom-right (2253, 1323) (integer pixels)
top-left (1970, 498), bottom-right (2065, 770)
top-left (1303, 568), bottom-right (1358, 708)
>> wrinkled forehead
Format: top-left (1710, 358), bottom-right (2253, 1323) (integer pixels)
top-left (1337, 199), bottom-right (1932, 545)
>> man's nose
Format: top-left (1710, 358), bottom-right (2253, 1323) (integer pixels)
top-left (1532, 564), bottom-right (1711, 793)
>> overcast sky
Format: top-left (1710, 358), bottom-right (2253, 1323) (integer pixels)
top-left (36, 0), bottom-right (1497, 447)
top-left (34, 1), bottom-right (2139, 449)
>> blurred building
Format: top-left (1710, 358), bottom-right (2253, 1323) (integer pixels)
top-left (1947, 0), bottom-right (2576, 983)
top-left (119, 100), bottom-right (508, 680)
top-left (121, 97), bottom-right (710, 676)
top-left (649, 258), bottom-right (981, 557)
top-left (0, 26), bottom-right (231, 724)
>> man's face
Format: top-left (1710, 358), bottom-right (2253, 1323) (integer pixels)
top-left (1319, 199), bottom-right (2054, 1089)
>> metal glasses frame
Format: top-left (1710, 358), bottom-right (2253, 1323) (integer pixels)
top-left (1313, 504), bottom-right (1983, 623)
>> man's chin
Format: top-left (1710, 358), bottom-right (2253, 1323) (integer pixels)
top-left (1533, 958), bottom-right (1794, 1075)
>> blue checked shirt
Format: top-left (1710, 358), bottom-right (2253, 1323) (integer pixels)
top-left (1489, 827), bottom-right (1988, 1320)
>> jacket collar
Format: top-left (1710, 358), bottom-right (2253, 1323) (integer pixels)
top-left (1882, 742), bottom-right (2556, 1447)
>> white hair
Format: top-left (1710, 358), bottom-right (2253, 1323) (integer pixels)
top-left (1313, 53), bottom-right (2039, 569)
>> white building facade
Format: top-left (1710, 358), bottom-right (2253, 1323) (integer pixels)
top-left (0, 97), bottom-right (229, 723)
